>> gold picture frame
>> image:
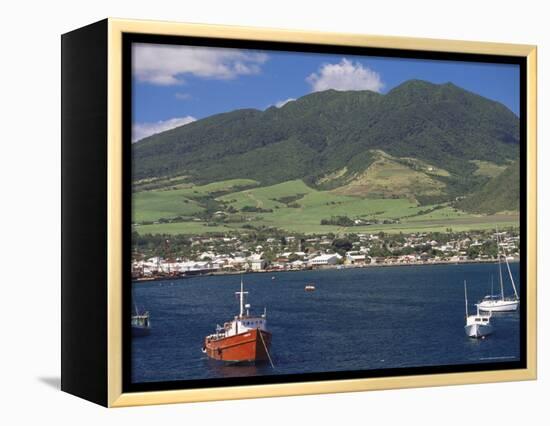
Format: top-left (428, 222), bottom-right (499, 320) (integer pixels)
top-left (61, 18), bottom-right (537, 407)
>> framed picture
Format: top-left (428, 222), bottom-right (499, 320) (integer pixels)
top-left (61, 18), bottom-right (537, 407)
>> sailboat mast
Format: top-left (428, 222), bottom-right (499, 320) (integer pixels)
top-left (503, 248), bottom-right (519, 299)
top-left (464, 280), bottom-right (469, 318)
top-left (501, 237), bottom-right (519, 299)
top-left (504, 259), bottom-right (519, 299)
top-left (496, 227), bottom-right (505, 301)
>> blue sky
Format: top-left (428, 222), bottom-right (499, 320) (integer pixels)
top-left (132, 43), bottom-right (520, 142)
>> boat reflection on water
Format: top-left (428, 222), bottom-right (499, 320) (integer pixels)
top-left (204, 358), bottom-right (268, 378)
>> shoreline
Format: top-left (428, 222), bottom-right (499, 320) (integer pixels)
top-left (132, 257), bottom-right (519, 284)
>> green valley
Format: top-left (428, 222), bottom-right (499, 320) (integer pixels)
top-left (133, 178), bottom-right (518, 236)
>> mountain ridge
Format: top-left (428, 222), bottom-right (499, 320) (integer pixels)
top-left (133, 79), bottom-right (520, 209)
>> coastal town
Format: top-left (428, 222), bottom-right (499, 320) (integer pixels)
top-left (131, 228), bottom-right (520, 281)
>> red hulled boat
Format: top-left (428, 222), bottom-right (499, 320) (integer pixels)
top-left (202, 277), bottom-right (272, 363)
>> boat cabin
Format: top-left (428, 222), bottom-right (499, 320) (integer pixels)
top-left (466, 314), bottom-right (491, 326)
top-left (132, 313), bottom-right (150, 328)
top-left (206, 278), bottom-right (268, 342)
top-left (225, 314), bottom-right (267, 337)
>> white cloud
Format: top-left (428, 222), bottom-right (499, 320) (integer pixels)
top-left (306, 59), bottom-right (383, 92)
top-left (132, 116), bottom-right (197, 142)
top-left (133, 43), bottom-right (268, 86)
top-left (274, 98), bottom-right (296, 108)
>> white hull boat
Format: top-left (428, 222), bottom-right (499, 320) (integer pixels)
top-left (465, 318), bottom-right (493, 338)
top-left (477, 298), bottom-right (519, 312)
top-left (464, 281), bottom-right (493, 339)
top-left (477, 228), bottom-right (519, 313)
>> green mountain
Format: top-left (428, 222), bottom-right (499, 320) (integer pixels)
top-left (133, 80), bottom-right (519, 207)
top-left (456, 160), bottom-right (520, 214)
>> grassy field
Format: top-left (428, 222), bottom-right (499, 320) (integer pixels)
top-left (132, 179), bottom-right (258, 222)
top-left (135, 213), bottom-right (519, 235)
top-left (219, 180), bottom-right (313, 210)
top-left (191, 179), bottom-right (259, 193)
top-left (218, 180), bottom-right (426, 232)
top-left (356, 217), bottom-right (519, 234)
top-left (135, 221), bottom-right (233, 234)
top-left (471, 160), bottom-right (507, 178)
top-left (132, 177), bottom-right (519, 236)
top-left (133, 191), bottom-right (204, 222)
top-left (405, 206), bottom-right (469, 222)
top-left (333, 150), bottom-right (447, 198)
top-left (250, 194), bottom-right (420, 233)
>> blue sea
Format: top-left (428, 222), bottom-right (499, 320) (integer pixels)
top-left (131, 262), bottom-right (521, 383)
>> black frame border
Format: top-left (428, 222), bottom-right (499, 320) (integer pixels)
top-left (122, 33), bottom-right (528, 394)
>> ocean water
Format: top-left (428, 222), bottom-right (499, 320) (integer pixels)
top-left (131, 262), bottom-right (521, 383)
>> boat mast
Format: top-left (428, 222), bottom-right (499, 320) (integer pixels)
top-left (496, 230), bottom-right (519, 300)
top-left (240, 276), bottom-right (244, 317)
top-left (464, 280), bottom-right (469, 318)
top-left (504, 259), bottom-right (519, 300)
top-left (236, 275), bottom-right (248, 318)
top-left (496, 226), bottom-right (505, 301)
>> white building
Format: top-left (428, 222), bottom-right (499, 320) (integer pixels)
top-left (345, 252), bottom-right (367, 264)
top-left (249, 259), bottom-right (267, 271)
top-left (309, 253), bottom-right (342, 266)
top-left (281, 251), bottom-right (306, 258)
top-left (246, 253), bottom-right (266, 271)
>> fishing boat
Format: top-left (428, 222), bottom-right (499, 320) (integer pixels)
top-left (477, 229), bottom-right (519, 312)
top-left (305, 284), bottom-right (316, 291)
top-left (464, 280), bottom-right (493, 338)
top-left (202, 277), bottom-right (273, 364)
top-left (132, 305), bottom-right (151, 337)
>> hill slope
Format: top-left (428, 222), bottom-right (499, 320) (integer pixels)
top-left (456, 160), bottom-right (520, 214)
top-left (133, 80), bottom-right (519, 206)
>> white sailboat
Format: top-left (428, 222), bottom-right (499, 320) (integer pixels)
top-left (464, 280), bottom-right (493, 338)
top-left (477, 228), bottom-right (519, 312)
